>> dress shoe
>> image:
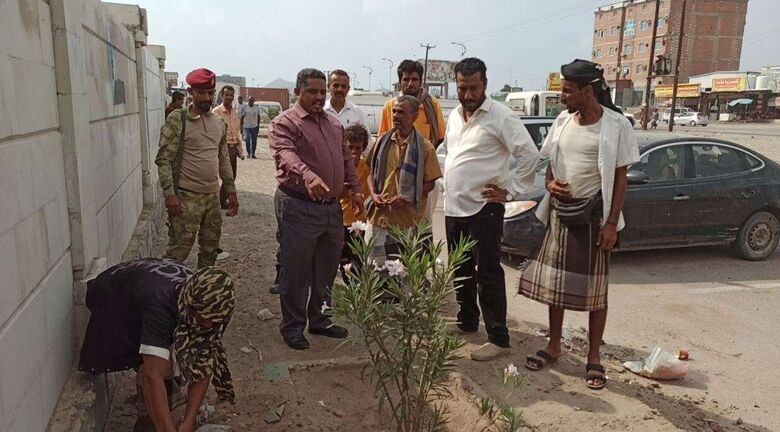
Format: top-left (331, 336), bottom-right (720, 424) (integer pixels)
top-left (471, 342), bottom-right (510, 361)
top-left (283, 334), bottom-right (310, 350)
top-left (309, 325), bottom-right (348, 339)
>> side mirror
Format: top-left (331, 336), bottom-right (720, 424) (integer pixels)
top-left (627, 170), bottom-right (650, 185)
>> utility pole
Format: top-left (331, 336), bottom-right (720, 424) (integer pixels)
top-left (420, 43), bottom-right (436, 85)
top-left (642, 0), bottom-right (661, 130)
top-left (450, 41), bottom-right (467, 57)
top-left (362, 65), bottom-right (373, 91)
top-left (382, 58), bottom-right (394, 92)
top-left (668, 0), bottom-right (687, 132)
top-left (614, 5), bottom-right (627, 106)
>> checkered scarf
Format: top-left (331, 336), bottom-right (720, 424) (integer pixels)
top-left (173, 267), bottom-right (236, 403)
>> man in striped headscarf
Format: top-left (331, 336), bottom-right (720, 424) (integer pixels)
top-left (79, 259), bottom-right (236, 432)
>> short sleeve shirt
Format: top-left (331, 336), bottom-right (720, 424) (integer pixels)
top-left (109, 258), bottom-right (191, 360)
top-left (242, 105), bottom-right (262, 128)
top-left (367, 133), bottom-right (442, 229)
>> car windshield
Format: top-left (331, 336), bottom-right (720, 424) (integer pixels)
top-left (545, 96), bottom-right (563, 117)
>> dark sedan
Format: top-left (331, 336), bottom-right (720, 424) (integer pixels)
top-left (502, 136), bottom-right (780, 261)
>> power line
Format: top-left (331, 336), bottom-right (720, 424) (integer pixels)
top-left (432, 0), bottom-right (604, 44)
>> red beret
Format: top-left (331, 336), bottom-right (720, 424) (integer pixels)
top-left (186, 68), bottom-right (216, 89)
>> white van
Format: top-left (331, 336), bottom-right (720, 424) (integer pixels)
top-left (504, 91), bottom-right (563, 117)
top-left (661, 107), bottom-right (693, 123)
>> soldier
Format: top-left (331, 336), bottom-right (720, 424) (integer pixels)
top-left (155, 68), bottom-right (239, 269)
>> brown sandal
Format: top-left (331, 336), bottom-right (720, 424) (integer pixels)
top-left (526, 350), bottom-right (558, 371)
top-left (586, 363), bottom-right (607, 390)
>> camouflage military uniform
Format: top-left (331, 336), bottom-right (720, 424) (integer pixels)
top-left (155, 107), bottom-right (235, 268)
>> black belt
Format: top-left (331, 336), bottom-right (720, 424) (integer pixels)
top-left (280, 186), bottom-right (337, 204)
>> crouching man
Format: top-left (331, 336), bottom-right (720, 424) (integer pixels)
top-left (78, 258), bottom-right (236, 432)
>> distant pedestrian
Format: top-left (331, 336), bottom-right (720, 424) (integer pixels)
top-left (165, 91), bottom-right (185, 118)
top-left (366, 95), bottom-right (441, 265)
top-left (78, 258), bottom-right (236, 432)
top-left (213, 85), bottom-right (244, 209)
top-left (269, 68), bottom-right (364, 350)
top-left (155, 68), bottom-right (239, 269)
top-left (241, 96), bottom-right (262, 158)
top-left (235, 95), bottom-right (245, 114)
top-left (518, 59), bottom-right (640, 390)
top-left (437, 57), bottom-right (540, 361)
top-left (651, 108), bottom-right (659, 129)
top-left (339, 124), bottom-right (371, 278)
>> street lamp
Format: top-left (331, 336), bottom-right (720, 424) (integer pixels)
top-left (363, 65), bottom-right (373, 91)
top-left (382, 58), bottom-right (394, 92)
top-left (450, 41), bottom-right (467, 57)
top-left (348, 71), bottom-right (358, 89)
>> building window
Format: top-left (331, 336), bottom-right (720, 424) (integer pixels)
top-left (599, 29), bottom-right (605, 37)
top-left (656, 40), bottom-right (664, 51)
top-left (624, 44), bottom-right (634, 55)
top-left (640, 20), bottom-right (650, 31)
top-left (658, 17), bottom-right (666, 28)
top-left (596, 49), bottom-right (603, 58)
top-left (610, 26), bottom-right (619, 36)
top-left (609, 47), bottom-right (617, 56)
top-left (638, 43), bottom-right (647, 53)
top-left (622, 67), bottom-right (631, 76)
top-left (636, 64), bottom-right (646, 73)
top-left (624, 20), bottom-right (636, 36)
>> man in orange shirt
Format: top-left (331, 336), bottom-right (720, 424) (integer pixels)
top-left (212, 85), bottom-right (243, 209)
top-left (378, 60), bottom-right (446, 146)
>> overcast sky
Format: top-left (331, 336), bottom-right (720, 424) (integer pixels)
top-left (135, 0), bottom-right (779, 93)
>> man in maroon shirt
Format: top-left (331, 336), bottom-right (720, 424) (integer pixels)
top-left (270, 68), bottom-right (364, 350)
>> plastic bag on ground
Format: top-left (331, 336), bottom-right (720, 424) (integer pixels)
top-left (623, 347), bottom-right (688, 380)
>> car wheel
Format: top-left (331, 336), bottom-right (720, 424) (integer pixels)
top-left (733, 211), bottom-right (780, 260)
top-left (689, 120), bottom-right (696, 126)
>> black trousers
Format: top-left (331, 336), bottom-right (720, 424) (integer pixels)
top-left (274, 188), bottom-right (343, 339)
top-left (445, 203), bottom-right (509, 347)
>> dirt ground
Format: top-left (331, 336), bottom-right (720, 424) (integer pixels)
top-left (105, 132), bottom-right (776, 432)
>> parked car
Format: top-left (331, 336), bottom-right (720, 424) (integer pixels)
top-left (502, 135), bottom-right (780, 261)
top-left (662, 107), bottom-right (693, 123)
top-left (674, 111), bottom-right (709, 127)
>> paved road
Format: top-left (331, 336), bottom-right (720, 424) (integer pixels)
top-left (432, 207), bottom-right (779, 430)
top-left (640, 121), bottom-right (780, 137)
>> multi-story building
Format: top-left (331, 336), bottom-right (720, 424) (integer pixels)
top-left (591, 0), bottom-right (748, 107)
top-left (216, 74), bottom-right (246, 87)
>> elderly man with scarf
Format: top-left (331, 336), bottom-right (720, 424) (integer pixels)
top-left (366, 95), bottom-right (442, 265)
top-left (78, 258), bottom-right (236, 432)
top-left (379, 60), bottom-right (447, 223)
top-left (518, 59), bottom-right (639, 390)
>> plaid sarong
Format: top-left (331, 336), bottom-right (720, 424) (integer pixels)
top-left (518, 209), bottom-right (610, 311)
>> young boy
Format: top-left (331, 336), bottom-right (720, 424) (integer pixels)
top-left (340, 125), bottom-right (371, 277)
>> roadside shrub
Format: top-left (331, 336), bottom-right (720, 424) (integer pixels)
top-left (332, 222), bottom-right (474, 431)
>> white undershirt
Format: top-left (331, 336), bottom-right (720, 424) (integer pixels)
top-left (555, 118), bottom-right (602, 199)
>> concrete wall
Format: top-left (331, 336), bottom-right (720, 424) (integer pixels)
top-left (1, 0), bottom-right (167, 430)
top-left (0, 1), bottom-right (75, 431)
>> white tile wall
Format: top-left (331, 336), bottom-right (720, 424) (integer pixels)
top-left (0, 289), bottom-right (47, 422)
top-left (0, 231), bottom-right (22, 326)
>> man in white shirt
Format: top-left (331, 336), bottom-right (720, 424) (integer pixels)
top-left (518, 59), bottom-right (639, 390)
top-left (324, 69), bottom-right (369, 129)
top-left (437, 58), bottom-right (540, 361)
